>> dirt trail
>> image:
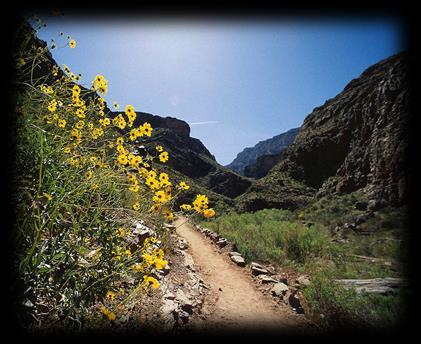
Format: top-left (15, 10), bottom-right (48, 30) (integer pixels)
top-left (174, 217), bottom-right (308, 331)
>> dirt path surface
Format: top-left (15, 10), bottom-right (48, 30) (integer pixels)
top-left (174, 217), bottom-right (309, 332)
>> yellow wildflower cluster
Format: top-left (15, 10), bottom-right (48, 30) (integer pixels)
top-left (15, 19), bottom-right (217, 327)
top-left (92, 74), bottom-right (108, 94)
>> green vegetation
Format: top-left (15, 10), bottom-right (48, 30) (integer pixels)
top-left (12, 18), bottom-right (216, 330)
top-left (202, 193), bottom-right (408, 328)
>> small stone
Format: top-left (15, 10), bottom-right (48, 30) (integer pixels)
top-left (258, 275), bottom-right (278, 284)
top-left (230, 255), bottom-right (246, 267)
top-left (250, 262), bottom-right (263, 269)
top-left (161, 299), bottom-right (177, 315)
top-left (229, 252), bottom-right (241, 257)
top-left (271, 283), bottom-right (289, 297)
top-left (251, 266), bottom-right (269, 276)
top-left (354, 201), bottom-right (368, 210)
top-left (295, 276), bottom-right (311, 287)
top-left (216, 238), bottom-right (228, 248)
top-left (164, 292), bottom-right (176, 300)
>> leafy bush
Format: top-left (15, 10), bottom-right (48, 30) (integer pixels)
top-left (202, 209), bottom-right (329, 264)
top-left (302, 272), bottom-right (407, 329)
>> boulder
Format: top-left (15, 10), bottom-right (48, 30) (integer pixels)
top-left (251, 266), bottom-right (269, 276)
top-left (230, 255), bottom-right (246, 267)
top-left (271, 283), bottom-right (289, 297)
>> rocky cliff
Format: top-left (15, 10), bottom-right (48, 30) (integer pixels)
top-left (226, 128), bottom-right (299, 176)
top-left (122, 111), bottom-right (252, 198)
top-left (238, 53), bottom-right (410, 212)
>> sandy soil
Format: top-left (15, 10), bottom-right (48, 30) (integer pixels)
top-left (174, 217), bottom-right (310, 332)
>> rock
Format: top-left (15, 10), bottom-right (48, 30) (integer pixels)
top-left (250, 262), bottom-right (263, 269)
top-left (178, 239), bottom-right (188, 250)
top-left (230, 255), bottom-right (246, 267)
top-left (271, 283), bottom-right (289, 297)
top-left (289, 293), bottom-right (304, 314)
top-left (258, 275), bottom-right (278, 284)
top-left (295, 276), bottom-right (311, 287)
top-left (176, 289), bottom-right (193, 314)
top-left (354, 201), bottom-right (368, 210)
top-left (161, 299), bottom-right (178, 315)
top-left (251, 266), bottom-right (269, 276)
top-left (164, 292), bottom-right (176, 300)
top-left (178, 310), bottom-right (190, 324)
top-left (216, 238), bottom-right (228, 248)
top-left (368, 199), bottom-right (386, 211)
top-left (237, 53), bottom-right (410, 211)
top-left (227, 127), bottom-right (299, 177)
top-left (229, 251), bottom-right (241, 257)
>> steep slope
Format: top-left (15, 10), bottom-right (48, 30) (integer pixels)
top-left (238, 53), bottom-right (410, 212)
top-left (226, 128), bottom-right (299, 176)
top-left (119, 111), bottom-right (252, 199)
top-left (23, 22), bottom-right (251, 206)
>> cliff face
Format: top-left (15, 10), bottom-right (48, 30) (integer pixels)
top-left (117, 111), bottom-right (252, 198)
top-left (226, 128), bottom-right (299, 176)
top-left (238, 53), bottom-right (410, 212)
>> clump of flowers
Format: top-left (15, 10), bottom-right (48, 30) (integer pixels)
top-left (13, 14), bottom-right (216, 329)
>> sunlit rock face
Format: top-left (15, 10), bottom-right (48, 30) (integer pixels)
top-left (238, 53), bottom-right (411, 211)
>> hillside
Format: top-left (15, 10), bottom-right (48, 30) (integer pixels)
top-left (226, 128), bottom-right (299, 176)
top-left (237, 53), bottom-right (410, 212)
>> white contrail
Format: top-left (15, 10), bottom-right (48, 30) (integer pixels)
top-left (188, 121), bottom-right (219, 125)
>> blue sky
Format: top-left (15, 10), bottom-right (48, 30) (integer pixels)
top-left (34, 16), bottom-right (403, 165)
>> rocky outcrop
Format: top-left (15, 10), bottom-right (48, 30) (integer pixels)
top-left (226, 128), bottom-right (299, 176)
top-left (238, 53), bottom-right (411, 211)
top-left (244, 152), bottom-right (285, 179)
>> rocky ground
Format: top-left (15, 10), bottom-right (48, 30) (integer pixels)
top-left (152, 217), bottom-right (316, 334)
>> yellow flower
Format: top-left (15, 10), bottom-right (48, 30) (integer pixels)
top-left (72, 85), bottom-right (81, 95)
top-left (146, 177), bottom-right (159, 190)
top-left (100, 306), bottom-right (116, 321)
top-left (42, 193), bottom-right (53, 201)
top-left (116, 227), bottom-right (125, 237)
top-left (116, 137), bottom-right (124, 145)
top-left (153, 190), bottom-right (168, 204)
top-left (133, 202), bottom-right (141, 211)
top-left (156, 145), bottom-right (163, 152)
top-left (159, 173), bottom-right (169, 182)
top-left (193, 194), bottom-right (209, 213)
top-left (142, 122), bottom-right (152, 137)
top-left (58, 119), bottom-right (66, 128)
top-left (75, 108), bottom-right (85, 119)
top-left (117, 154), bottom-right (128, 165)
top-left (203, 208), bottom-right (216, 218)
top-left (113, 101), bottom-right (119, 109)
top-left (150, 203), bottom-right (161, 212)
top-left (92, 75), bottom-right (108, 94)
top-left (154, 258), bottom-right (168, 270)
top-left (159, 151), bottom-right (169, 163)
top-left (69, 39), bottom-right (76, 48)
top-left (124, 249), bottom-right (132, 256)
top-left (178, 181), bottom-right (190, 190)
top-left (64, 147), bottom-right (71, 154)
top-left (164, 209), bottom-right (174, 221)
top-left (106, 291), bottom-right (116, 300)
top-left (180, 204), bottom-right (192, 211)
top-left (85, 171), bottom-right (93, 180)
top-left (47, 99), bottom-right (57, 112)
top-left (143, 276), bottom-right (160, 289)
top-left (129, 184), bottom-right (139, 193)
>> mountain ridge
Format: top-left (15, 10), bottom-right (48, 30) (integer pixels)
top-left (226, 127), bottom-right (300, 176)
top-left (237, 52), bottom-right (410, 212)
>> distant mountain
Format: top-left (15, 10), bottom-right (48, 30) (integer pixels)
top-left (226, 128), bottom-right (300, 176)
top-left (238, 53), bottom-right (411, 212)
